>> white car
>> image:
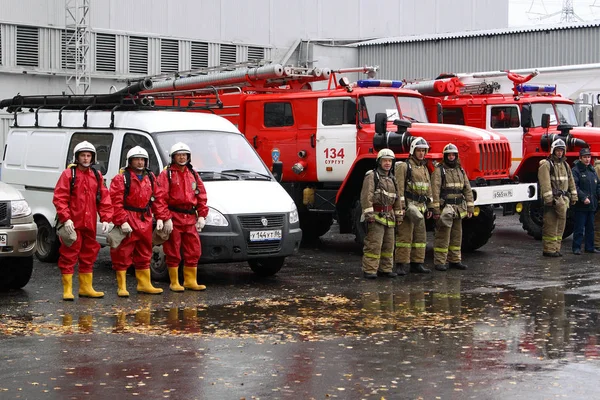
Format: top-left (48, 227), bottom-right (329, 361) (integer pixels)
top-left (0, 181), bottom-right (37, 289)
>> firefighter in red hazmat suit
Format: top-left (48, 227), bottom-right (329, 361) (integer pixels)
top-left (109, 146), bottom-right (163, 297)
top-left (52, 141), bottom-right (112, 300)
top-left (154, 142), bottom-right (209, 292)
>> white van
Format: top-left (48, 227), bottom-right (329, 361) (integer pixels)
top-left (0, 109), bottom-right (302, 278)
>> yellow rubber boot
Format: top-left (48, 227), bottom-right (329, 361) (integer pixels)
top-left (62, 274), bottom-right (75, 301)
top-left (78, 273), bottom-right (104, 298)
top-left (135, 269), bottom-right (163, 294)
top-left (183, 266), bottom-right (206, 291)
top-left (168, 267), bottom-right (184, 292)
top-left (116, 270), bottom-right (129, 297)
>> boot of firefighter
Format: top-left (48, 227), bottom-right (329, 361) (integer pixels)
top-left (116, 270), bottom-right (130, 297)
top-left (78, 273), bottom-right (105, 298)
top-left (62, 274), bottom-right (75, 301)
top-left (135, 269), bottom-right (163, 294)
top-left (183, 266), bottom-right (206, 291)
top-left (168, 267), bottom-right (184, 292)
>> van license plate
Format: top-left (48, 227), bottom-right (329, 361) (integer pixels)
top-left (493, 189), bottom-right (513, 199)
top-left (0, 234), bottom-right (7, 247)
top-left (250, 230), bottom-right (282, 242)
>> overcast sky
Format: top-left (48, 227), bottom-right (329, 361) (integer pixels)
top-left (509, 0), bottom-right (600, 26)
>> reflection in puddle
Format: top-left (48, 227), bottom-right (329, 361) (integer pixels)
top-left (2, 283), bottom-right (600, 365)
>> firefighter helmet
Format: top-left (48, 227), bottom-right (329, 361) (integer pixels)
top-left (443, 143), bottom-right (459, 167)
top-left (443, 143), bottom-right (459, 154)
top-left (72, 141), bottom-right (96, 164)
top-left (376, 148), bottom-right (395, 163)
top-left (409, 137), bottom-right (429, 155)
top-left (169, 142), bottom-right (191, 164)
top-left (550, 139), bottom-right (566, 155)
top-left (580, 147), bottom-right (591, 157)
top-left (127, 146), bottom-right (149, 168)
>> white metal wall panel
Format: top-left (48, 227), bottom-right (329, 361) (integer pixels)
top-left (148, 37), bottom-right (160, 75)
top-left (358, 26), bottom-right (600, 81)
top-left (1, 0), bottom-right (509, 50)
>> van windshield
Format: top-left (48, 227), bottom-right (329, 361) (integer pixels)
top-left (153, 131), bottom-right (272, 180)
top-left (530, 102), bottom-right (578, 126)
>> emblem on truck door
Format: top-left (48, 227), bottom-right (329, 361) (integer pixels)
top-left (261, 217), bottom-right (268, 227)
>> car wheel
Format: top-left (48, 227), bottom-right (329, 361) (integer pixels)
top-left (248, 257), bottom-right (285, 277)
top-left (0, 256), bottom-right (34, 290)
top-left (34, 217), bottom-right (60, 263)
top-left (150, 245), bottom-right (169, 281)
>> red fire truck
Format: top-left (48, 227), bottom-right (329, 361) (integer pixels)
top-left (144, 65), bottom-right (535, 251)
top-left (407, 69), bottom-right (596, 239)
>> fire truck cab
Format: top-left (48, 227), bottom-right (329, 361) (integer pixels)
top-left (149, 66), bottom-right (537, 251)
top-left (416, 70), bottom-right (599, 240)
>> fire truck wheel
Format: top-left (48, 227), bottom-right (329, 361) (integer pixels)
top-left (299, 212), bottom-right (333, 242)
top-left (519, 202), bottom-right (574, 240)
top-left (248, 257), bottom-right (285, 277)
top-left (351, 200), bottom-right (368, 246)
top-left (461, 205), bottom-right (495, 252)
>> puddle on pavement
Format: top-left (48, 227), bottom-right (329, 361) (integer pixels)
top-left (2, 283), bottom-right (600, 363)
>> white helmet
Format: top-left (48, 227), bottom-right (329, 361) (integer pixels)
top-left (443, 143), bottom-right (459, 154)
top-left (376, 148), bottom-right (395, 163)
top-left (126, 146), bottom-right (149, 169)
top-left (551, 138), bottom-right (566, 155)
top-left (169, 142), bottom-right (191, 165)
top-left (409, 137), bottom-right (429, 155)
top-left (72, 141), bottom-right (96, 164)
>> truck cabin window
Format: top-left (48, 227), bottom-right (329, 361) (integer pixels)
top-left (264, 102), bottom-right (294, 127)
top-left (359, 95), bottom-right (399, 123)
top-left (396, 96), bottom-right (428, 123)
top-left (490, 107), bottom-right (520, 129)
top-left (322, 99), bottom-right (357, 126)
top-left (530, 103), bottom-right (578, 127)
top-left (442, 108), bottom-right (465, 125)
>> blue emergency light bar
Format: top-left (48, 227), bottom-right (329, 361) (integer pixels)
top-left (356, 80), bottom-right (403, 88)
top-left (516, 84), bottom-right (556, 93)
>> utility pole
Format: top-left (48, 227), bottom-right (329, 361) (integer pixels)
top-left (65, 0), bottom-right (91, 94)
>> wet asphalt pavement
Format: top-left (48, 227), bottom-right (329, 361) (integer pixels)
top-left (2, 211), bottom-right (600, 399)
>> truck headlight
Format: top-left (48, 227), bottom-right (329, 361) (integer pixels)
top-left (289, 203), bottom-right (299, 224)
top-left (205, 207), bottom-right (229, 227)
top-left (11, 200), bottom-right (31, 218)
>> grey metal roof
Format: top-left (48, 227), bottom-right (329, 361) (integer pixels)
top-left (352, 19), bottom-right (600, 46)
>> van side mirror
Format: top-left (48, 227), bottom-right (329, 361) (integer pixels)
top-left (375, 113), bottom-right (388, 134)
top-left (541, 113), bottom-right (550, 129)
top-left (271, 161), bottom-right (283, 182)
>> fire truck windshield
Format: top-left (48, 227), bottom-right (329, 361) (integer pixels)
top-left (359, 95), bottom-right (428, 123)
top-left (530, 102), bottom-right (578, 127)
top-left (153, 130), bottom-right (271, 179)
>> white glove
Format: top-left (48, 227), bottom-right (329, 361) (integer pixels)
top-left (121, 222), bottom-right (133, 234)
top-left (156, 219), bottom-right (164, 231)
top-left (163, 219), bottom-right (173, 234)
top-left (64, 219), bottom-right (75, 235)
top-left (196, 216), bottom-right (206, 231)
top-left (102, 221), bottom-right (110, 234)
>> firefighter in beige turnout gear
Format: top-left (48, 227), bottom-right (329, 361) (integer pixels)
top-left (431, 144), bottom-right (474, 271)
top-left (595, 159), bottom-right (600, 250)
top-left (538, 139), bottom-right (578, 257)
top-left (395, 137), bottom-right (432, 274)
top-left (360, 148), bottom-right (404, 279)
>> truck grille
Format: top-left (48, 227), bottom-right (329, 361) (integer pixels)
top-left (238, 214), bottom-right (284, 229)
top-left (0, 202), bottom-right (9, 227)
top-left (479, 142), bottom-right (510, 176)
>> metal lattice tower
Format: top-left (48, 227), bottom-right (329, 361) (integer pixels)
top-left (527, 0), bottom-right (583, 23)
top-left (65, 0), bottom-right (91, 94)
top-left (559, 0), bottom-right (580, 22)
